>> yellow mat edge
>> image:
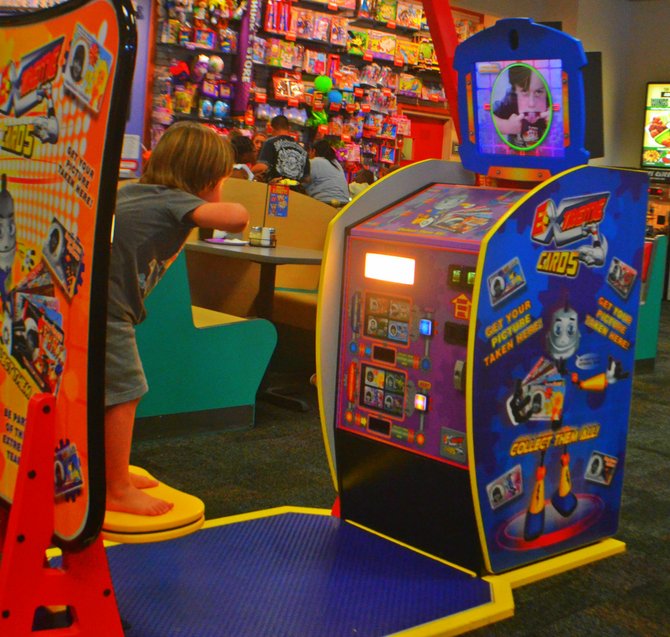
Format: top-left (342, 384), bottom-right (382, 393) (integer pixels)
top-left (344, 518), bottom-right (479, 577)
top-left (202, 505), bottom-right (333, 529)
top-left (491, 538), bottom-right (626, 589)
top-left (389, 576), bottom-right (514, 637)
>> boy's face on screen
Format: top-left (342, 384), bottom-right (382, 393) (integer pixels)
top-left (514, 71), bottom-right (547, 116)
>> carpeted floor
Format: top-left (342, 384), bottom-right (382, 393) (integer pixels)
top-left (131, 301), bottom-right (670, 636)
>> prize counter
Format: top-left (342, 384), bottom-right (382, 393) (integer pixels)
top-left (316, 159), bottom-right (648, 574)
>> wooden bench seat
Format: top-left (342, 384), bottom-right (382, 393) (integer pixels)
top-left (272, 290), bottom-right (319, 332)
top-left (191, 305), bottom-right (245, 327)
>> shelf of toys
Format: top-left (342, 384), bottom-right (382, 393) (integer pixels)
top-left (149, 0), bottom-right (484, 177)
top-left (150, 0), bottom-right (246, 147)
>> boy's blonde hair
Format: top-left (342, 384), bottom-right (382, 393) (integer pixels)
top-left (140, 121), bottom-right (233, 196)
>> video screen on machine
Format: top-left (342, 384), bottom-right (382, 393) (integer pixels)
top-left (641, 83), bottom-right (670, 169)
top-left (360, 363), bottom-right (406, 418)
top-left (475, 59), bottom-right (565, 158)
top-left (364, 293), bottom-right (411, 345)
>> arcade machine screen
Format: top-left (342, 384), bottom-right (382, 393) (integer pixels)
top-left (475, 59), bottom-right (564, 157)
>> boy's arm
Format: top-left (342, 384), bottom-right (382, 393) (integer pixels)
top-left (302, 154), bottom-right (311, 181)
top-left (302, 160), bottom-right (313, 185)
top-left (251, 162), bottom-right (268, 176)
top-left (188, 201), bottom-right (249, 232)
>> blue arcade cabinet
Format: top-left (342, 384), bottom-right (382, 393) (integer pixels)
top-left (317, 18), bottom-right (649, 575)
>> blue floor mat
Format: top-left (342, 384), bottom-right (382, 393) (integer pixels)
top-left (107, 511), bottom-right (493, 637)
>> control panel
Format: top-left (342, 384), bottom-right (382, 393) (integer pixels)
top-left (336, 237), bottom-right (478, 468)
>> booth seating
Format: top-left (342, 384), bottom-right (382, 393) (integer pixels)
top-left (188, 180), bottom-right (338, 332)
top-left (134, 249), bottom-right (277, 435)
top-left (268, 188), bottom-right (338, 331)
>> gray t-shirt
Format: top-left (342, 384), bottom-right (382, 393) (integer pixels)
top-left (108, 183), bottom-right (202, 324)
top-left (305, 157), bottom-right (350, 204)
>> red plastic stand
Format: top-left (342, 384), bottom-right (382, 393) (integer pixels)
top-left (0, 394), bottom-right (124, 636)
top-left (331, 496), bottom-right (341, 518)
top-left (421, 0), bottom-right (461, 140)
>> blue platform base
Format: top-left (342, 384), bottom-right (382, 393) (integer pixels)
top-left (106, 509), bottom-right (507, 637)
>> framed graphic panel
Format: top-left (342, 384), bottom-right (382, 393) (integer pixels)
top-left (0, 0), bottom-right (136, 546)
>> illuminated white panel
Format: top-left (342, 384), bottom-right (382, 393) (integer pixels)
top-left (364, 253), bottom-right (415, 285)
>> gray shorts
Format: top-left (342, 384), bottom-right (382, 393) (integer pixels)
top-left (105, 320), bottom-right (148, 407)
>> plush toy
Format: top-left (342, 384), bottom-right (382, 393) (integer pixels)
top-left (255, 103), bottom-right (271, 120)
top-left (327, 89), bottom-right (343, 105)
top-left (193, 0), bottom-right (208, 27)
top-left (208, 0), bottom-right (226, 27)
top-left (213, 100), bottom-right (230, 119)
top-left (169, 60), bottom-right (191, 84)
top-left (314, 75), bottom-right (333, 94)
top-left (173, 0), bottom-right (192, 21)
top-left (307, 109), bottom-right (329, 128)
top-left (191, 54), bottom-right (210, 83)
top-left (207, 54), bottom-right (225, 76)
top-left (232, 0), bottom-right (248, 20)
top-left (199, 98), bottom-right (214, 118)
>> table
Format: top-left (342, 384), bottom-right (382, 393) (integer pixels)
top-left (185, 241), bottom-right (323, 319)
top-left (185, 240), bottom-right (324, 411)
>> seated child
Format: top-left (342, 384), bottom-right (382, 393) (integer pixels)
top-left (349, 168), bottom-right (375, 197)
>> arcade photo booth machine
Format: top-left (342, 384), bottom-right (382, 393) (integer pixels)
top-left (0, 5), bottom-right (650, 637)
top-left (317, 17), bottom-right (648, 576)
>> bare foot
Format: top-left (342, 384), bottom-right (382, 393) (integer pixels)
top-left (106, 485), bottom-right (174, 516)
top-left (130, 472), bottom-right (159, 489)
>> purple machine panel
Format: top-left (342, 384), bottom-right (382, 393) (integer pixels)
top-left (336, 184), bottom-right (524, 467)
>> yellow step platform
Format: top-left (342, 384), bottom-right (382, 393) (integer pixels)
top-left (102, 466), bottom-right (205, 543)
